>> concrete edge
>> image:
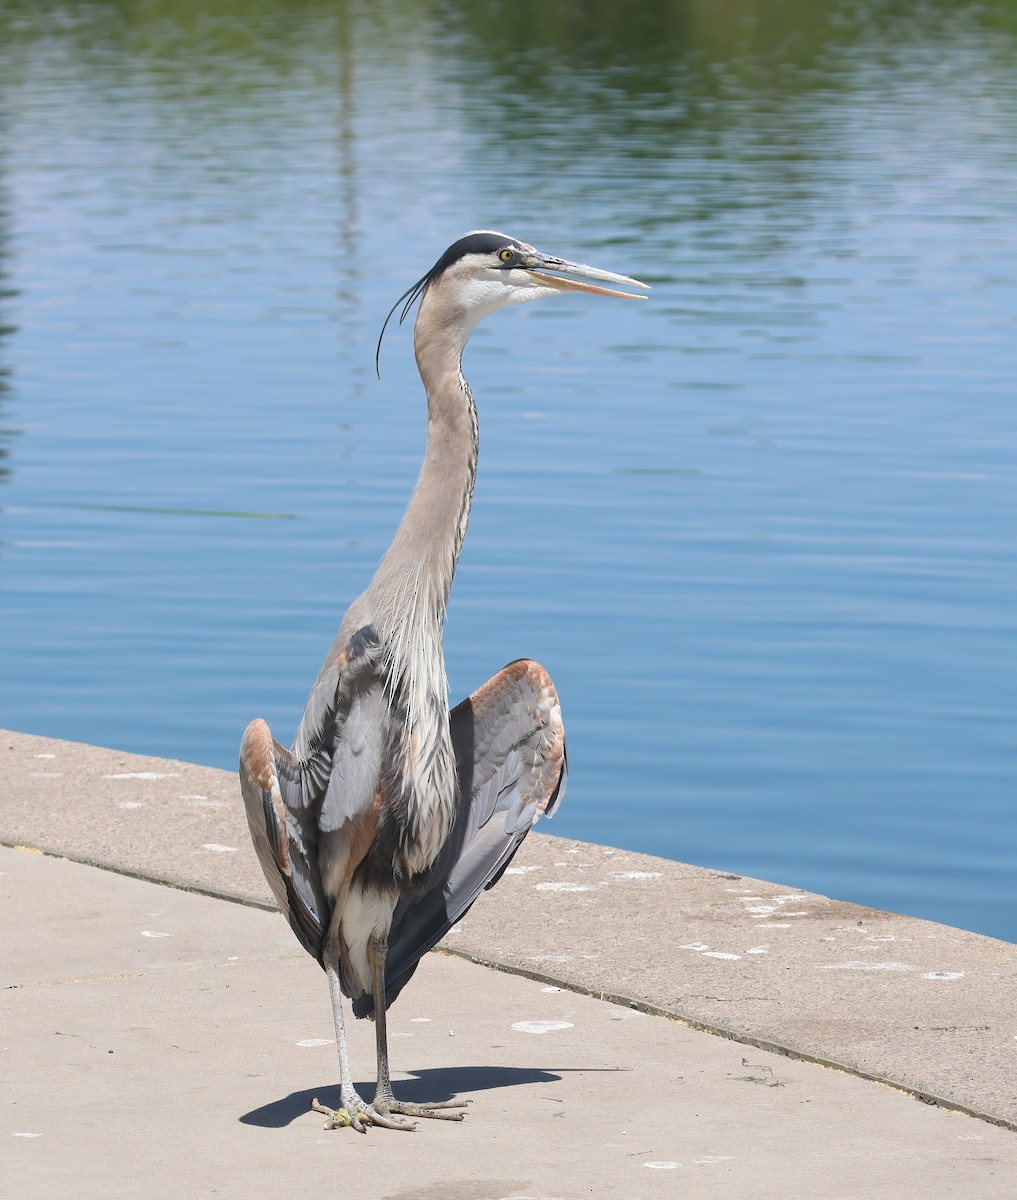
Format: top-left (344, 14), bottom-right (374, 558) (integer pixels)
top-left (434, 949), bottom-right (1017, 1133)
top-left (7, 835), bottom-right (1013, 1135)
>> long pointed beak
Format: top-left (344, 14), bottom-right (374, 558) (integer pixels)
top-left (526, 254), bottom-right (650, 300)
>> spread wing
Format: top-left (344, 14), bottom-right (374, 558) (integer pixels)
top-left (239, 719), bottom-right (329, 963)
top-left (353, 658), bottom-right (567, 1017)
top-left (239, 622), bottom-right (388, 967)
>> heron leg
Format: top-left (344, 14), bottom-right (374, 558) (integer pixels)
top-left (310, 952), bottom-right (412, 1133)
top-left (368, 933), bottom-right (469, 1123)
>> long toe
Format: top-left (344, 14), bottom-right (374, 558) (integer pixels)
top-left (364, 1106), bottom-right (418, 1131)
top-left (379, 1097), bottom-right (470, 1122)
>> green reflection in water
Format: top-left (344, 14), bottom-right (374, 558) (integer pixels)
top-left (3, 0), bottom-right (1015, 256)
top-left (3, 0), bottom-right (1016, 98)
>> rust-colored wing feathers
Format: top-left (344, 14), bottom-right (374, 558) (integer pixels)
top-left (464, 657), bottom-right (566, 824)
top-left (239, 718), bottom-right (329, 964)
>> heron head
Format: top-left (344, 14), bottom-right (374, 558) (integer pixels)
top-left (376, 230), bottom-right (649, 374)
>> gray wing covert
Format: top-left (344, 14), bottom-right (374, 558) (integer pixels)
top-left (239, 623), bottom-right (386, 966)
top-left (352, 658), bottom-right (567, 1017)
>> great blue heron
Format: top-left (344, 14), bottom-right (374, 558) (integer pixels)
top-left (239, 231), bottom-right (648, 1132)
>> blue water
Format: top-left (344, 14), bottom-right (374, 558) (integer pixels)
top-left (1, 1), bottom-right (1016, 940)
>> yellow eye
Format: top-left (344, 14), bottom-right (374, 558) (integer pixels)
top-left (499, 248), bottom-right (514, 263)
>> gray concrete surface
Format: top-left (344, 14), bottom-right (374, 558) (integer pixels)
top-left (4, 845), bottom-right (1017, 1200)
top-left (2, 728), bottom-right (1017, 1196)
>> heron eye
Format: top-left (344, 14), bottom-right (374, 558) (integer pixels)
top-left (499, 248), bottom-right (514, 263)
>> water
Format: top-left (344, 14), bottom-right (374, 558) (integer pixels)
top-left (1, 0), bottom-right (1016, 940)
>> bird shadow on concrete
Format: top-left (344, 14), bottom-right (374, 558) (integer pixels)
top-left (240, 1065), bottom-right (569, 1127)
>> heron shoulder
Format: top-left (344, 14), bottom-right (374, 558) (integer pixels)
top-left (293, 615), bottom-right (386, 766)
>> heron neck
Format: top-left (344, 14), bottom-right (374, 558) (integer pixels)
top-left (351, 334), bottom-right (476, 849)
top-left (370, 345), bottom-right (478, 632)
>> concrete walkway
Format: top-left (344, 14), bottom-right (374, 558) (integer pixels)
top-left (3, 729), bottom-right (1017, 1197)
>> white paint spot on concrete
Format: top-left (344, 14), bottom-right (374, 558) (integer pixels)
top-left (867, 935), bottom-right (896, 942)
top-left (227, 956), bottom-right (239, 961)
top-left (141, 931), bottom-right (171, 938)
top-left (820, 961), bottom-right (914, 972)
top-left (923, 971), bottom-right (964, 981)
top-left (296, 1038), bottom-right (333, 1048)
top-left (541, 986), bottom-right (562, 993)
top-left (410, 1017), bottom-right (432, 1023)
top-left (202, 843), bottom-right (237, 853)
top-left (12, 1132), bottom-right (41, 1137)
top-left (534, 882), bottom-right (591, 893)
top-left (33, 754), bottom-right (56, 760)
top-left (511, 1020), bottom-right (574, 1035)
top-left (746, 945), bottom-right (770, 955)
top-left (609, 871), bottom-right (661, 881)
top-left (694, 1155), bottom-right (735, 1165)
top-left (104, 771), bottom-right (179, 780)
top-left (743, 893), bottom-right (812, 922)
top-left (117, 801), bottom-right (144, 809)
top-left (682, 942), bottom-right (741, 960)
top-left (758, 923), bottom-right (791, 929)
top-left (644, 1161), bottom-right (681, 1170)
top-left (392, 1032), bottom-right (413, 1038)
top-left (505, 865), bottom-right (540, 875)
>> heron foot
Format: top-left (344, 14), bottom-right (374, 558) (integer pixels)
top-left (310, 1094), bottom-right (416, 1133)
top-left (372, 1092), bottom-right (470, 1122)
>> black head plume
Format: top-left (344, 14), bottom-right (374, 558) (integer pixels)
top-left (374, 232), bottom-right (521, 377)
top-left (375, 270), bottom-right (431, 378)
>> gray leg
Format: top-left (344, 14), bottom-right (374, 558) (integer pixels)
top-left (309, 949), bottom-right (412, 1133)
top-left (368, 933), bottom-right (469, 1123)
